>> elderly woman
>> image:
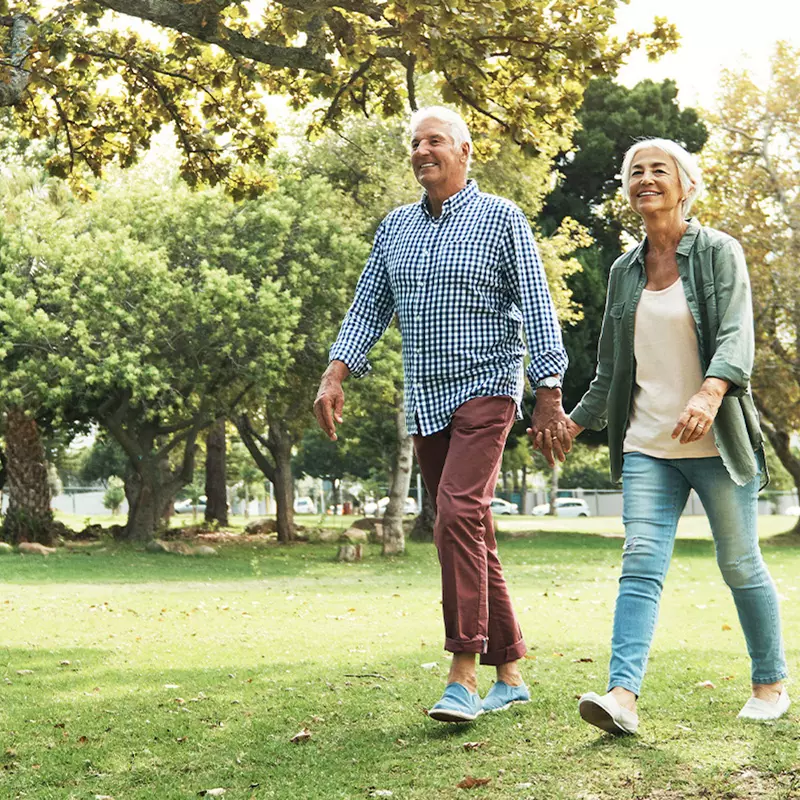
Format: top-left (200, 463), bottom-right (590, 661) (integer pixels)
top-left (566, 138), bottom-right (789, 734)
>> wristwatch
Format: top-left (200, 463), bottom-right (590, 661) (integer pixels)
top-left (533, 375), bottom-right (562, 394)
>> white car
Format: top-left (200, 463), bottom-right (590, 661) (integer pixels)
top-left (174, 496), bottom-right (207, 513)
top-left (785, 505), bottom-right (800, 516)
top-left (532, 497), bottom-right (591, 517)
top-left (294, 496), bottom-right (317, 514)
top-left (364, 497), bottom-right (418, 515)
top-left (490, 498), bottom-right (518, 515)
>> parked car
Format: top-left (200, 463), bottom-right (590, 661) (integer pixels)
top-left (785, 505), bottom-right (800, 516)
top-left (364, 496), bottom-right (418, 515)
top-left (532, 497), bottom-right (591, 517)
top-left (294, 496), bottom-right (317, 514)
top-left (490, 497), bottom-right (519, 515)
top-left (174, 496), bottom-right (207, 514)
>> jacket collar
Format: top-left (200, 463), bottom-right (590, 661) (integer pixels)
top-left (628, 218), bottom-right (701, 267)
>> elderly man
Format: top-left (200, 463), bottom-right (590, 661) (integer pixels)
top-left (313, 106), bottom-right (571, 722)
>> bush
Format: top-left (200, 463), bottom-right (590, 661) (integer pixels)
top-left (103, 476), bottom-right (125, 515)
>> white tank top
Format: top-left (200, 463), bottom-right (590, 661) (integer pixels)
top-left (623, 278), bottom-right (720, 459)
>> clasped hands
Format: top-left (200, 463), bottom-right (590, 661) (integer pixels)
top-left (528, 379), bottom-right (726, 468)
top-left (526, 390), bottom-right (582, 468)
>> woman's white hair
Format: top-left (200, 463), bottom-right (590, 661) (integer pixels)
top-left (620, 137), bottom-right (704, 218)
top-left (409, 105), bottom-right (472, 168)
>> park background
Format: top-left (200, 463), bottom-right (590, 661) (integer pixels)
top-left (1, 1), bottom-right (800, 798)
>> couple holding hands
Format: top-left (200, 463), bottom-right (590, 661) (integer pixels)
top-left (313, 106), bottom-right (789, 734)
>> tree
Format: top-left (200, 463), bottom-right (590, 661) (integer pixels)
top-left (3, 2), bottom-right (677, 194)
top-left (204, 418), bottom-right (228, 526)
top-left (102, 475), bottom-right (125, 515)
top-left (0, 167), bottom-right (300, 541)
top-left (226, 165), bottom-right (371, 542)
top-left (701, 42), bottom-right (800, 533)
top-left (540, 78), bottom-right (708, 418)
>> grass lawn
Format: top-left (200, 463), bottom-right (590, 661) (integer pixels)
top-left (2, 524), bottom-right (799, 799)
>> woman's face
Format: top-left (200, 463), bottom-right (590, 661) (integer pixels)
top-left (628, 147), bottom-right (687, 218)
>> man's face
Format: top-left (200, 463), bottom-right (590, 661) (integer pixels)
top-left (410, 118), bottom-right (468, 191)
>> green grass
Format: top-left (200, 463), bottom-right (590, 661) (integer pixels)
top-left (2, 526), bottom-right (799, 799)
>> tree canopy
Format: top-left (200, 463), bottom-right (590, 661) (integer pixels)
top-left (701, 41), bottom-right (800, 530)
top-left (3, 1), bottom-right (677, 194)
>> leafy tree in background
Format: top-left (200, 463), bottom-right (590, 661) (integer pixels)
top-left (0, 168), bottom-right (299, 540)
top-left (701, 42), bottom-right (800, 534)
top-left (79, 437), bottom-right (128, 487)
top-left (2, 1), bottom-right (676, 194)
top-left (540, 78), bottom-right (708, 422)
top-left (102, 476), bottom-right (125, 515)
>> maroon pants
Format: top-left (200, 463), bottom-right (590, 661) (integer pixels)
top-left (413, 396), bottom-right (526, 666)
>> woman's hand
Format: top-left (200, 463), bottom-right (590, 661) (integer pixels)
top-left (672, 377), bottom-right (730, 444)
top-left (565, 417), bottom-right (584, 440)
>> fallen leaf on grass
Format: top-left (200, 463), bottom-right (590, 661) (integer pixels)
top-left (457, 776), bottom-right (491, 789)
top-left (462, 741), bottom-right (486, 751)
top-left (290, 728), bottom-right (312, 744)
top-left (722, 623), bottom-right (732, 631)
top-left (198, 790), bottom-right (226, 797)
top-left (552, 652), bottom-right (564, 658)
top-left (95, 795), bottom-right (115, 799)
top-left (77, 736), bottom-right (89, 744)
top-left (572, 657), bottom-right (594, 663)
top-left (59, 660), bottom-right (71, 666)
top-left (164, 684), bottom-right (180, 689)
top-left (176, 737), bottom-right (189, 744)
top-left (369, 791), bottom-right (394, 798)
top-left (16, 670), bottom-right (33, 675)
top-left (420, 662), bottom-right (439, 670)
top-left (695, 681), bottom-right (716, 689)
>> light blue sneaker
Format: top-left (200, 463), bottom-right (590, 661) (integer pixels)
top-left (427, 682), bottom-right (483, 722)
top-left (481, 680), bottom-right (531, 713)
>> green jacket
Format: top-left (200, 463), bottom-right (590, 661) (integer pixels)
top-left (570, 219), bottom-right (766, 487)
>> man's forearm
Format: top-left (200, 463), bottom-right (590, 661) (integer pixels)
top-left (325, 360), bottom-right (351, 383)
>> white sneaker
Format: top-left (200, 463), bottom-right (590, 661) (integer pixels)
top-left (737, 690), bottom-right (790, 721)
top-left (578, 691), bottom-right (639, 735)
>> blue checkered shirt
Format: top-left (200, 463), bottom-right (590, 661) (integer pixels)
top-left (329, 180), bottom-right (568, 436)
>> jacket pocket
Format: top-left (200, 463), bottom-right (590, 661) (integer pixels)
top-left (610, 303), bottom-right (625, 319)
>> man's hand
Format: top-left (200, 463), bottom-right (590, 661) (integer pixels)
top-left (526, 388), bottom-right (573, 468)
top-left (672, 378), bottom-right (729, 444)
top-left (313, 361), bottom-right (350, 441)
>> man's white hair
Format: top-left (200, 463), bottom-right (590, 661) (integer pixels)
top-left (620, 137), bottom-right (704, 218)
top-left (409, 105), bottom-right (472, 168)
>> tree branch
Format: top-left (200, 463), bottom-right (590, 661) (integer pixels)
top-left (95, 0), bottom-right (332, 74)
top-left (235, 413), bottom-right (276, 484)
top-left (0, 13), bottom-right (35, 106)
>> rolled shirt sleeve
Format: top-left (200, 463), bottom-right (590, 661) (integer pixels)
top-left (329, 222), bottom-right (396, 378)
top-left (501, 209), bottom-right (568, 387)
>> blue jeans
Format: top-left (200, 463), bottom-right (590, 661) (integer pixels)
top-left (609, 452), bottom-right (787, 696)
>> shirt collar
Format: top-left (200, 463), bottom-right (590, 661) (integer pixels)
top-left (419, 179), bottom-right (479, 219)
top-left (629, 217), bottom-right (701, 267)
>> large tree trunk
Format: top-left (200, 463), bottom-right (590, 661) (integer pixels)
top-left (382, 405), bottom-right (412, 556)
top-left (757, 400), bottom-right (800, 536)
top-left (236, 412), bottom-right (296, 543)
top-left (410, 484), bottom-right (435, 542)
top-left (273, 433), bottom-right (295, 541)
top-left (3, 408), bottom-right (54, 545)
top-left (123, 460), bottom-right (180, 542)
top-left (204, 418), bottom-right (228, 526)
